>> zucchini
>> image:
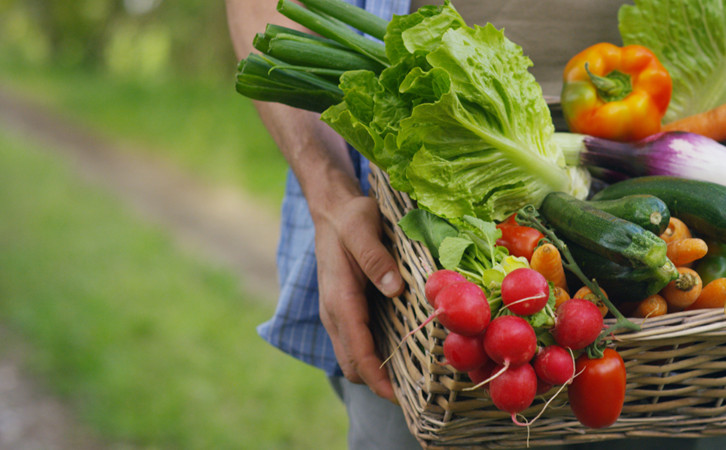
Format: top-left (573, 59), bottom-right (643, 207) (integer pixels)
top-left (566, 241), bottom-right (679, 303)
top-left (591, 176), bottom-right (726, 240)
top-left (587, 194), bottom-right (670, 236)
top-left (540, 191), bottom-right (668, 269)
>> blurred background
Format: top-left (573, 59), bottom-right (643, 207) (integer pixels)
top-left (0, 0), bottom-right (347, 448)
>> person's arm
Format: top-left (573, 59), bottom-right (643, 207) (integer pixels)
top-left (225, 0), bottom-right (404, 400)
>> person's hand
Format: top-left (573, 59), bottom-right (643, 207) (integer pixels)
top-left (314, 194), bottom-right (404, 401)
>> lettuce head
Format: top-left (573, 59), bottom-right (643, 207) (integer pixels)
top-left (321, 1), bottom-right (589, 223)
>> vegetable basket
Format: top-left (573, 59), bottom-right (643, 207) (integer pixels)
top-left (369, 164), bottom-right (726, 449)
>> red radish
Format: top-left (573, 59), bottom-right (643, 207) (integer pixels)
top-left (425, 269), bottom-right (467, 307)
top-left (501, 268), bottom-right (550, 315)
top-left (551, 298), bottom-right (604, 350)
top-left (433, 281), bottom-right (491, 335)
top-left (533, 345), bottom-right (575, 385)
top-left (489, 363), bottom-right (537, 422)
top-left (536, 378), bottom-right (553, 395)
top-left (483, 315), bottom-right (537, 368)
top-left (443, 332), bottom-right (488, 372)
top-left (382, 281), bottom-right (491, 367)
top-left (468, 359), bottom-right (497, 389)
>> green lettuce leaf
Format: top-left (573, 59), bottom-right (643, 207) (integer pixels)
top-left (321, 1), bottom-right (589, 223)
top-left (619, 0), bottom-right (726, 122)
top-left (397, 209), bottom-right (458, 260)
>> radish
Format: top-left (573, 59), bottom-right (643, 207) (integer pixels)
top-left (551, 298), bottom-right (604, 350)
top-left (443, 332), bottom-right (488, 372)
top-left (483, 315), bottom-right (537, 368)
top-left (501, 268), bottom-right (550, 315)
top-left (533, 345), bottom-right (575, 385)
top-left (536, 378), bottom-right (553, 395)
top-left (468, 359), bottom-right (497, 389)
top-left (489, 363), bottom-right (537, 422)
top-left (425, 269), bottom-right (467, 308)
top-left (432, 281), bottom-right (491, 336)
top-left (382, 280), bottom-right (491, 366)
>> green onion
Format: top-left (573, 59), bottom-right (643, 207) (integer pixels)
top-left (254, 33), bottom-right (385, 74)
top-left (236, 54), bottom-right (343, 113)
top-left (297, 0), bottom-right (389, 41)
top-left (276, 0), bottom-right (388, 66)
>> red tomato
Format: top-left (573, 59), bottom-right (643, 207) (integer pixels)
top-left (496, 215), bottom-right (544, 261)
top-left (568, 348), bottom-right (626, 429)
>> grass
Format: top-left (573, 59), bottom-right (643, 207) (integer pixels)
top-left (0, 128), bottom-right (347, 449)
top-left (0, 62), bottom-right (288, 208)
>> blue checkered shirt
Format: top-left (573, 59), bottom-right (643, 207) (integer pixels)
top-left (257, 0), bottom-right (412, 376)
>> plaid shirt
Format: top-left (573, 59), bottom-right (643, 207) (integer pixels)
top-left (257, 0), bottom-right (412, 376)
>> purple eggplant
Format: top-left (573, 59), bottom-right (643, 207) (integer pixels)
top-left (557, 131), bottom-right (726, 185)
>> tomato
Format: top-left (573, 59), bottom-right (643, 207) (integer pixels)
top-left (567, 348), bottom-right (626, 429)
top-left (496, 215), bottom-right (544, 261)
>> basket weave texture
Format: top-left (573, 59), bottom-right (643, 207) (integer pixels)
top-left (369, 164), bottom-right (726, 449)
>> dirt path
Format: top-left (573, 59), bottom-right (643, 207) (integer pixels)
top-left (0, 87), bottom-right (281, 300)
top-left (0, 86), bottom-right (283, 448)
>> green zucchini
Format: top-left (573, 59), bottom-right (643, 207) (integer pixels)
top-left (566, 241), bottom-right (679, 303)
top-left (540, 191), bottom-right (668, 269)
top-left (591, 176), bottom-right (726, 240)
top-left (587, 194), bottom-right (670, 236)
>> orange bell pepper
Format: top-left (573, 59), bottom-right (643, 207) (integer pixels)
top-left (561, 42), bottom-right (672, 142)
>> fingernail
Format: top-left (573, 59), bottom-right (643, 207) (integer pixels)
top-left (380, 271), bottom-right (400, 296)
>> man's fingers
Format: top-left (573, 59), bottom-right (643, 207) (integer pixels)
top-left (338, 306), bottom-right (395, 400)
top-left (340, 198), bottom-right (404, 298)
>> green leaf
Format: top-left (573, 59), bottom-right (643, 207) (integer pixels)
top-left (438, 236), bottom-right (474, 270)
top-left (619, 0), bottom-right (726, 122)
top-left (397, 209), bottom-right (458, 260)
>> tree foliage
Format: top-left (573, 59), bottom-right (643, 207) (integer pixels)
top-left (0, 0), bottom-right (238, 80)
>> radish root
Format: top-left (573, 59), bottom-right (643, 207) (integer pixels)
top-left (464, 361), bottom-right (509, 391)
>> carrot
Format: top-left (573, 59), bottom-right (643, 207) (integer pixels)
top-left (553, 286), bottom-right (571, 309)
top-left (659, 217), bottom-right (691, 244)
top-left (573, 286), bottom-right (608, 317)
top-left (633, 294), bottom-right (668, 318)
top-left (661, 267), bottom-right (703, 311)
top-left (666, 237), bottom-right (708, 267)
top-left (530, 242), bottom-right (568, 292)
top-left (686, 278), bottom-right (726, 310)
top-left (661, 103), bottom-right (726, 143)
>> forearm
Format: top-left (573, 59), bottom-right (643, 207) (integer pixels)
top-left (225, 0), bottom-right (362, 220)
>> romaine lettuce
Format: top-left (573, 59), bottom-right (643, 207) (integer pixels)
top-left (321, 1), bottom-right (589, 223)
top-left (619, 0), bottom-right (726, 122)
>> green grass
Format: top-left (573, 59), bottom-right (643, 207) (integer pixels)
top-left (0, 129), bottom-right (346, 449)
top-left (0, 63), bottom-right (288, 208)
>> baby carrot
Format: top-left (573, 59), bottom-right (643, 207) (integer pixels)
top-left (633, 294), bottom-right (668, 318)
top-left (666, 237), bottom-right (708, 267)
top-left (659, 217), bottom-right (691, 244)
top-left (661, 267), bottom-right (703, 311)
top-left (573, 285), bottom-right (609, 317)
top-left (661, 103), bottom-right (726, 143)
top-left (530, 242), bottom-right (568, 292)
top-left (686, 278), bottom-right (726, 310)
top-left (553, 286), bottom-right (571, 309)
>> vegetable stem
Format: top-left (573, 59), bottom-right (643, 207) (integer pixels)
top-left (297, 0), bottom-right (389, 41)
top-left (254, 33), bottom-right (386, 73)
top-left (585, 63), bottom-right (632, 103)
top-left (236, 54), bottom-right (343, 113)
top-left (276, 0), bottom-right (389, 66)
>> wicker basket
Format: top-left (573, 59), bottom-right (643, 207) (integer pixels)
top-left (368, 164), bottom-right (726, 448)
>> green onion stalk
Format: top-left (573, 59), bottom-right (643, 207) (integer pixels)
top-left (236, 0), bottom-right (390, 113)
